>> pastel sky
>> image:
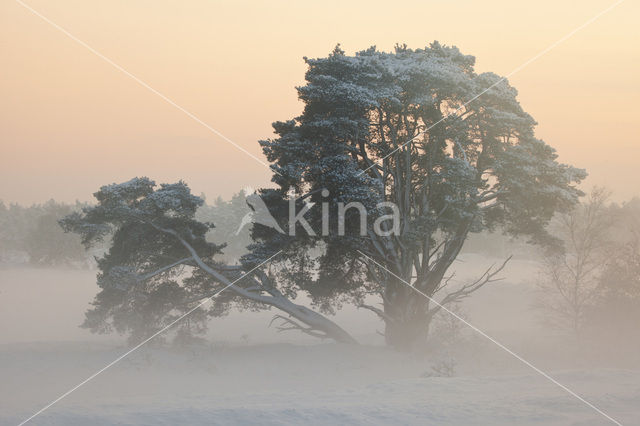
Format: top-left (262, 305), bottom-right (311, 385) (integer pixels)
top-left (1, 0), bottom-right (638, 204)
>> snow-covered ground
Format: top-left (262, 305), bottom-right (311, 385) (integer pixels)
top-left (1, 341), bottom-right (638, 425)
top-left (1, 259), bottom-right (638, 425)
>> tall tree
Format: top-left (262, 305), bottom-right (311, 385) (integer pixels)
top-left (254, 43), bottom-right (586, 350)
top-left (61, 178), bottom-right (355, 344)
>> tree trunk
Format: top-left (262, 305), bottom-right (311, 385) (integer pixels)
top-left (383, 285), bottom-right (432, 351)
top-left (384, 316), bottom-right (431, 351)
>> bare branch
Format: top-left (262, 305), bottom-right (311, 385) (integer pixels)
top-left (357, 303), bottom-right (394, 324)
top-left (434, 255), bottom-right (512, 312)
top-left (269, 314), bottom-right (328, 339)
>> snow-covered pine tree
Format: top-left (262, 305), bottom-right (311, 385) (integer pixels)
top-left (253, 43), bottom-right (586, 350)
top-left (61, 177), bottom-right (355, 344)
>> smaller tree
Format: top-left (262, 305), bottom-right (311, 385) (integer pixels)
top-left (535, 188), bottom-right (613, 336)
top-left (61, 177), bottom-right (356, 344)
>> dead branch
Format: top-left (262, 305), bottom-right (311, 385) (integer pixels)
top-left (269, 314), bottom-right (328, 339)
top-left (437, 255), bottom-right (512, 308)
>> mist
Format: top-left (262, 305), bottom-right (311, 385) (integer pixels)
top-left (2, 231), bottom-right (639, 424)
top-left (2, 1), bottom-right (640, 425)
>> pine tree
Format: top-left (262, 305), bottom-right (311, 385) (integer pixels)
top-left (253, 43), bottom-right (586, 350)
top-left (61, 177), bottom-right (355, 344)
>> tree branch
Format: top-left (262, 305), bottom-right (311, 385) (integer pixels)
top-left (357, 303), bottom-right (394, 324)
top-left (269, 314), bottom-right (328, 339)
top-left (137, 257), bottom-right (194, 282)
top-left (435, 256), bottom-right (512, 311)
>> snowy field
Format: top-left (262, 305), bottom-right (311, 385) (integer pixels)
top-left (1, 341), bottom-right (639, 425)
top-left (1, 258), bottom-right (639, 425)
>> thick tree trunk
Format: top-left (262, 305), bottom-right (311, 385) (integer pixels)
top-left (383, 284), bottom-right (432, 351)
top-left (384, 316), bottom-right (432, 350)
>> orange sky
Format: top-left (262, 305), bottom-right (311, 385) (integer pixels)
top-left (1, 0), bottom-right (638, 205)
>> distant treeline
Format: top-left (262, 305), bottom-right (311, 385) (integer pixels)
top-left (0, 195), bottom-right (253, 267)
top-left (3, 194), bottom-right (639, 268)
top-left (0, 200), bottom-right (93, 267)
